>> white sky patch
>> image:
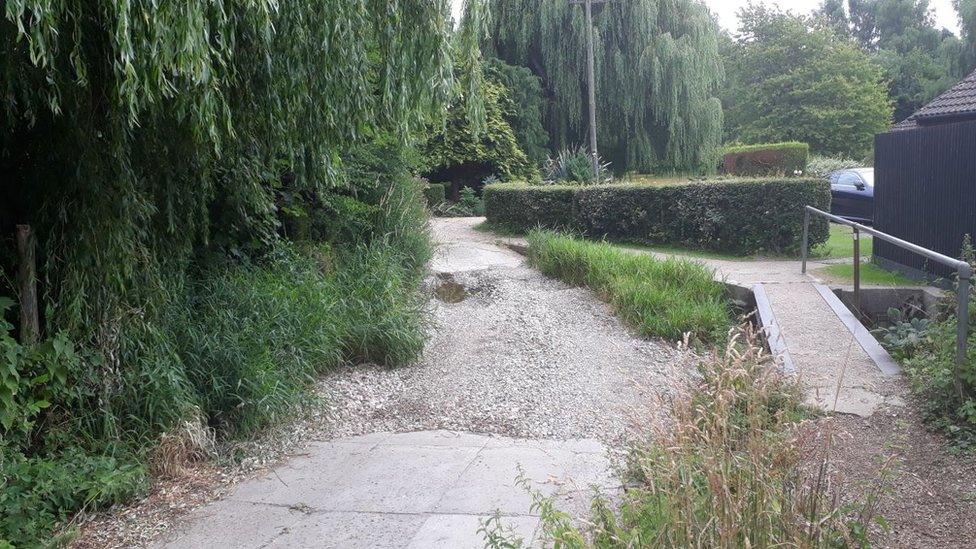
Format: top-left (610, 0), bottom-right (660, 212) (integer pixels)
top-left (450, 0), bottom-right (962, 35)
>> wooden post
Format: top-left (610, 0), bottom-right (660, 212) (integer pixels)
top-left (16, 224), bottom-right (39, 345)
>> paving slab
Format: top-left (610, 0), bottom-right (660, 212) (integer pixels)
top-left (266, 511), bottom-right (428, 549)
top-left (405, 514), bottom-right (539, 549)
top-left (153, 431), bottom-right (615, 548)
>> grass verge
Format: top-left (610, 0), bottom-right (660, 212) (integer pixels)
top-left (813, 224), bottom-right (874, 259)
top-left (817, 263), bottom-right (920, 286)
top-left (526, 230), bottom-right (730, 343)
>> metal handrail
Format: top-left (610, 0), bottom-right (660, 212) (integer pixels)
top-left (801, 206), bottom-right (972, 398)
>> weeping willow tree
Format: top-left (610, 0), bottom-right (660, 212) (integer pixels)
top-left (488, 0), bottom-right (724, 173)
top-left (0, 0), bottom-right (482, 445)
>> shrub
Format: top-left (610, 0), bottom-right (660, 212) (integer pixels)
top-left (526, 231), bottom-right (730, 342)
top-left (435, 186), bottom-right (486, 218)
top-left (543, 146), bottom-right (611, 184)
top-left (1, 447), bottom-right (146, 547)
top-left (881, 238), bottom-right (976, 450)
top-left (0, 167), bottom-right (433, 545)
top-left (422, 78), bottom-right (539, 191)
top-left (485, 179), bottom-right (831, 255)
top-left (723, 142), bottom-right (809, 176)
top-left (482, 183), bottom-right (576, 232)
top-left (308, 193), bottom-right (381, 244)
top-left (576, 179), bottom-right (829, 255)
top-left (423, 183), bottom-right (446, 207)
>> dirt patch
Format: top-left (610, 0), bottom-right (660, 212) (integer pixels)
top-left (829, 397), bottom-right (976, 548)
top-left (434, 273), bottom-right (468, 303)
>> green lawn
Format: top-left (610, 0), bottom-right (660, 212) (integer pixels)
top-left (816, 263), bottom-right (921, 286)
top-left (812, 223), bottom-right (873, 259)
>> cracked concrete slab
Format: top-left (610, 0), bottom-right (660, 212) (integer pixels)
top-left (153, 431), bottom-right (615, 548)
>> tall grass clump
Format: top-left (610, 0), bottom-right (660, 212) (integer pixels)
top-left (0, 164), bottom-right (433, 546)
top-left (526, 230), bottom-right (730, 342)
top-left (173, 247), bottom-right (348, 437)
top-left (504, 330), bottom-right (884, 548)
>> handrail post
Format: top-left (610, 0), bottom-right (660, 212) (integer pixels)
top-left (801, 207), bottom-right (810, 274)
top-left (955, 265), bottom-right (972, 400)
top-left (853, 227), bottom-right (861, 311)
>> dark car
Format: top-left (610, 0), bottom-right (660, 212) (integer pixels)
top-left (829, 168), bottom-right (874, 223)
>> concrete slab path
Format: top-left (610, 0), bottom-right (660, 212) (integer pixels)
top-left (154, 431), bottom-right (614, 549)
top-left (625, 241), bottom-right (909, 416)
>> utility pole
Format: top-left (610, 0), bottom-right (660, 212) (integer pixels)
top-left (570, 0), bottom-right (607, 183)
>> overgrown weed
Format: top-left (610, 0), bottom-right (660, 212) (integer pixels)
top-left (491, 328), bottom-right (888, 548)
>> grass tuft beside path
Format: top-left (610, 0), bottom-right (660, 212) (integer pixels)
top-left (818, 263), bottom-right (921, 286)
top-left (526, 230), bottom-right (731, 343)
top-left (813, 224), bottom-right (874, 259)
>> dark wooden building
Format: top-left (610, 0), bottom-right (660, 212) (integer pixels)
top-left (874, 70), bottom-right (976, 278)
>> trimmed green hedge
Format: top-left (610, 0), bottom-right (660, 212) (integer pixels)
top-left (423, 183), bottom-right (446, 206)
top-left (484, 179), bottom-right (830, 255)
top-left (723, 142), bottom-right (809, 177)
top-left (482, 183), bottom-right (576, 231)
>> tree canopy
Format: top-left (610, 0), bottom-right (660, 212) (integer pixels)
top-left (723, 5), bottom-right (893, 159)
top-left (817, 0), bottom-right (974, 121)
top-left (422, 75), bottom-right (538, 193)
top-left (487, 0), bottom-right (724, 174)
top-left (0, 1), bottom-right (468, 339)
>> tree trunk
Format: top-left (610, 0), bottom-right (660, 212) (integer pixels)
top-left (16, 224), bottom-right (39, 345)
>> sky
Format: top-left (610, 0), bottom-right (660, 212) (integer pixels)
top-left (450, 0), bottom-right (962, 35)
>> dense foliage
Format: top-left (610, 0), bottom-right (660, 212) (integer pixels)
top-left (485, 179), bottom-right (831, 255)
top-left (879, 239), bottom-right (976, 449)
top-left (423, 183), bottom-right (447, 207)
top-left (422, 76), bottom-right (538, 195)
top-left (527, 231), bottom-right (730, 343)
top-left (0, 1), bottom-right (480, 544)
top-left (723, 142), bottom-right (810, 176)
top-left (487, 0), bottom-right (724, 173)
top-left (958, 0), bottom-right (976, 69)
top-left (486, 59), bottom-right (550, 166)
top-left (723, 5), bottom-right (893, 158)
top-left (818, 0), bottom-right (974, 122)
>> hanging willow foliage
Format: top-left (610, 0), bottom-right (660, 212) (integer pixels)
top-left (0, 1), bottom-right (463, 336)
top-left (488, 0), bottom-right (724, 173)
top-left (0, 1), bottom-right (491, 441)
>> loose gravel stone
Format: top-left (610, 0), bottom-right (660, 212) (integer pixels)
top-left (314, 217), bottom-right (683, 443)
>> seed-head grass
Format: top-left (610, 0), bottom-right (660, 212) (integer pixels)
top-left (517, 329), bottom-right (887, 548)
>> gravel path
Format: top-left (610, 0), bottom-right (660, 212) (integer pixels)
top-left (71, 216), bottom-right (680, 548)
top-left (316, 217), bottom-right (681, 442)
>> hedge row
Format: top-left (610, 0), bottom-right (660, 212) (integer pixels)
top-left (723, 142), bottom-right (809, 177)
top-left (482, 184), bottom-right (576, 231)
top-left (484, 179), bottom-right (831, 255)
